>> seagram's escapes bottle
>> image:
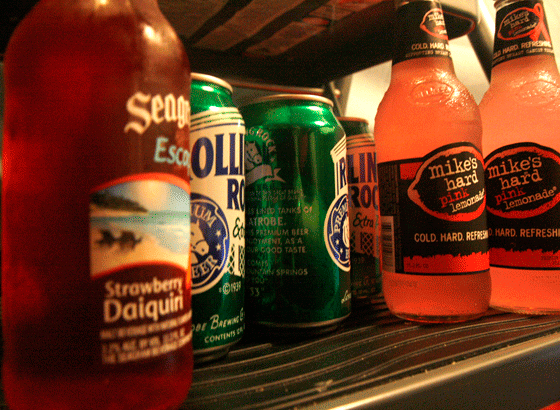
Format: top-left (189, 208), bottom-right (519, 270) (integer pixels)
top-left (374, 0), bottom-right (491, 323)
top-left (480, 0), bottom-right (560, 314)
top-left (2, 0), bottom-right (193, 408)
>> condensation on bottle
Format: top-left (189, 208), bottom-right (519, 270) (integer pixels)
top-left (374, 0), bottom-right (491, 323)
top-left (480, 0), bottom-right (560, 314)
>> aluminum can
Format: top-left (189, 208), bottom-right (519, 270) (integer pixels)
top-left (241, 94), bottom-right (351, 333)
top-left (338, 116), bottom-right (370, 137)
top-left (338, 117), bottom-right (382, 304)
top-left (190, 73), bottom-right (245, 362)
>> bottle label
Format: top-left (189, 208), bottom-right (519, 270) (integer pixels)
top-left (393, 1), bottom-right (451, 65)
top-left (378, 142), bottom-right (489, 275)
top-left (492, 0), bottom-right (554, 67)
top-left (485, 142), bottom-right (560, 268)
top-left (90, 174), bottom-right (192, 366)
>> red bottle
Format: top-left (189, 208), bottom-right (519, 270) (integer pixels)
top-left (374, 0), bottom-right (491, 323)
top-left (480, 0), bottom-right (560, 314)
top-left (2, 0), bottom-right (193, 408)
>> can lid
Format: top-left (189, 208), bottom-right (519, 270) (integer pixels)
top-left (244, 93), bottom-right (334, 108)
top-left (192, 73), bottom-right (233, 93)
top-left (337, 116), bottom-right (369, 124)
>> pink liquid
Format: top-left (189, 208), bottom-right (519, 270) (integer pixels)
top-left (375, 57), bottom-right (491, 323)
top-left (2, 0), bottom-right (193, 408)
top-left (480, 55), bottom-right (560, 314)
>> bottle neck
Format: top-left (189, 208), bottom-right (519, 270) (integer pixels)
top-left (392, 0), bottom-right (453, 67)
top-left (391, 55), bottom-right (456, 79)
top-left (130, 0), bottom-right (160, 10)
top-left (490, 0), bottom-right (556, 72)
top-left (494, 0), bottom-right (527, 9)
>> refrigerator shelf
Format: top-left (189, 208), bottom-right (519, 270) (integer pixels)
top-left (182, 298), bottom-right (560, 409)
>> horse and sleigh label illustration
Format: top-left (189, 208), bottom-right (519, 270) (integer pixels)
top-left (89, 175), bottom-right (191, 278)
top-left (96, 229), bottom-right (143, 250)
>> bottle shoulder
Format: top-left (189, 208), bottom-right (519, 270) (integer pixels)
top-left (486, 55), bottom-right (560, 84)
top-left (5, 0), bottom-right (188, 81)
top-left (386, 59), bottom-right (473, 94)
top-left (378, 62), bottom-right (479, 118)
top-left (480, 66), bottom-right (560, 114)
top-left (480, 59), bottom-right (560, 153)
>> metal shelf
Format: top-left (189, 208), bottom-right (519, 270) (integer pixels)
top-left (182, 299), bottom-right (560, 410)
top-left (2, 0), bottom-right (484, 85)
top-left (0, 299), bottom-right (558, 409)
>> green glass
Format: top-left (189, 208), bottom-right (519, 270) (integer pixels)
top-left (241, 94), bottom-right (351, 332)
top-left (190, 73), bottom-right (245, 362)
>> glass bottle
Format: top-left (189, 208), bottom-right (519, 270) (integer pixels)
top-left (2, 0), bottom-right (193, 408)
top-left (374, 0), bottom-right (491, 323)
top-left (480, 0), bottom-right (560, 314)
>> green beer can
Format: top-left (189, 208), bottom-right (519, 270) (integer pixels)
top-left (338, 117), bottom-right (370, 137)
top-left (338, 117), bottom-right (382, 305)
top-left (241, 94), bottom-right (351, 333)
top-left (190, 73), bottom-right (245, 362)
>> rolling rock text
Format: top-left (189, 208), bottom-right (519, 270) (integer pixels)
top-left (189, 131), bottom-right (245, 211)
top-left (348, 150), bottom-right (378, 227)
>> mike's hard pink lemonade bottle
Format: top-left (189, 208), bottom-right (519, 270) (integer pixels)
top-left (374, 0), bottom-right (491, 323)
top-left (480, 0), bottom-right (560, 314)
top-left (2, 0), bottom-right (193, 408)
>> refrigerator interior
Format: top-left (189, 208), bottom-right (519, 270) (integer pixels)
top-left (2, 0), bottom-right (560, 409)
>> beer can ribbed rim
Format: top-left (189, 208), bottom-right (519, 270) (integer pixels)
top-left (337, 116), bottom-right (369, 124)
top-left (243, 93), bottom-right (334, 108)
top-left (192, 73), bottom-right (233, 93)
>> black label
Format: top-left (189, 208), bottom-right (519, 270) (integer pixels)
top-left (379, 142), bottom-right (489, 275)
top-left (393, 1), bottom-right (451, 65)
top-left (484, 142), bottom-right (560, 268)
top-left (492, 0), bottom-right (554, 67)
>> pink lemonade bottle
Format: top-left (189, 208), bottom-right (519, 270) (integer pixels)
top-left (374, 0), bottom-right (491, 323)
top-left (480, 0), bottom-right (560, 314)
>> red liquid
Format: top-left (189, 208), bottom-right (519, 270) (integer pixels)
top-left (2, 0), bottom-right (193, 408)
top-left (375, 57), bottom-right (491, 323)
top-left (480, 55), bottom-right (560, 315)
top-left (382, 272), bottom-right (491, 323)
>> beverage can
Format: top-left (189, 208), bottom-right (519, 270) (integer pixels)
top-left (241, 94), bottom-right (351, 333)
top-left (190, 73), bottom-right (245, 361)
top-left (338, 117), bottom-right (382, 304)
top-left (338, 117), bottom-right (370, 137)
